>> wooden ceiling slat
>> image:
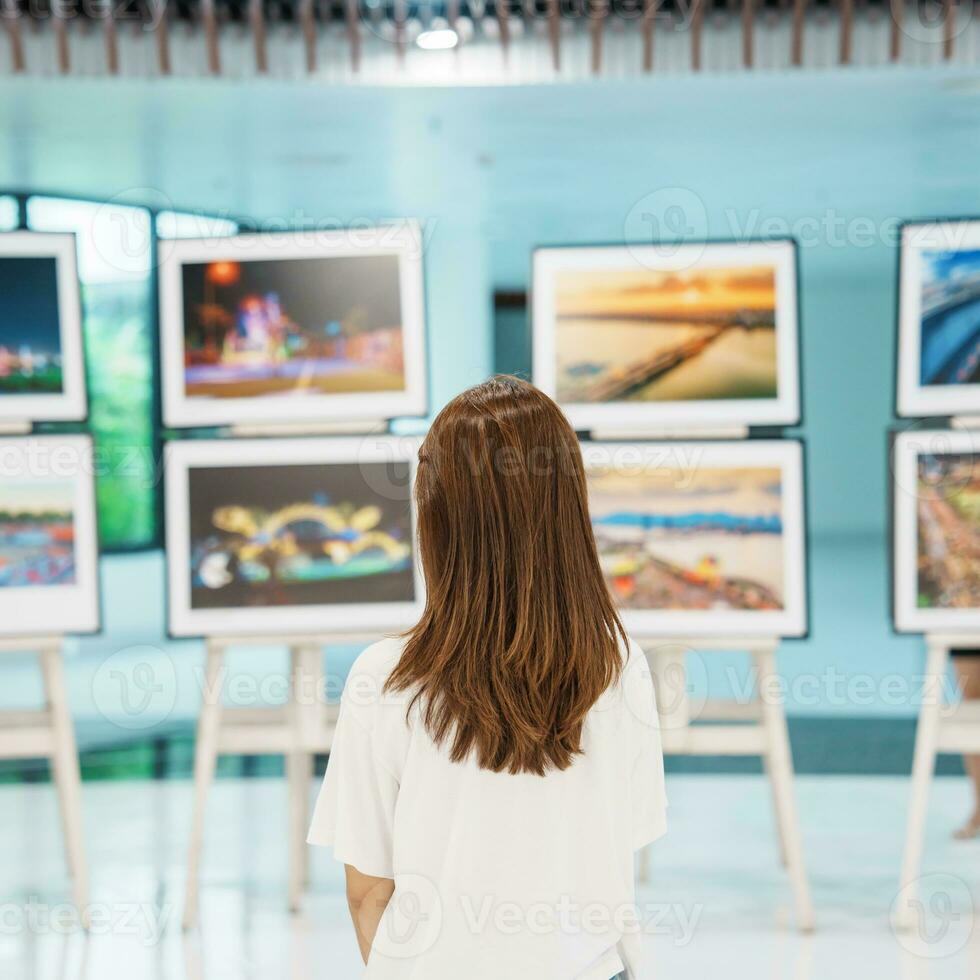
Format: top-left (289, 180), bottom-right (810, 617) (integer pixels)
top-left (345, 0), bottom-right (361, 72)
top-left (2, 0), bottom-right (24, 74)
top-left (943, 0), bottom-right (955, 60)
top-left (642, 0), bottom-right (657, 72)
top-left (692, 0), bottom-right (705, 71)
top-left (548, 0), bottom-right (561, 70)
top-left (742, 0), bottom-right (754, 67)
top-left (889, 0), bottom-right (902, 61)
top-left (249, 0), bottom-right (268, 73)
top-left (791, 0), bottom-right (807, 66)
top-left (448, 0), bottom-right (461, 46)
top-left (201, 0), bottom-right (221, 75)
top-left (394, 0), bottom-right (407, 66)
top-left (104, 10), bottom-right (119, 75)
top-left (839, 0), bottom-right (853, 64)
top-left (591, 0), bottom-right (609, 75)
top-left (497, 0), bottom-right (511, 58)
top-left (299, 0), bottom-right (316, 73)
top-left (155, 6), bottom-right (171, 75)
top-left (53, 15), bottom-right (70, 74)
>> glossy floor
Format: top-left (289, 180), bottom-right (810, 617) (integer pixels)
top-left (0, 774), bottom-right (978, 979)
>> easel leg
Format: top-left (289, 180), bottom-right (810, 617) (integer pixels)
top-left (183, 642), bottom-right (225, 930)
top-left (300, 750), bottom-right (313, 888)
top-left (759, 717), bottom-right (788, 867)
top-left (647, 643), bottom-right (691, 733)
top-left (896, 641), bottom-right (947, 931)
top-left (636, 843), bottom-right (651, 885)
top-left (287, 644), bottom-right (318, 912)
top-left (637, 643), bottom-right (690, 886)
top-left (47, 701), bottom-right (74, 880)
top-left (302, 644), bottom-right (325, 890)
top-left (755, 647), bottom-right (814, 932)
top-left (286, 749), bottom-right (307, 912)
top-left (40, 643), bottom-right (89, 925)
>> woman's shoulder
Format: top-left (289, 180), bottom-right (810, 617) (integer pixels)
top-left (352, 636), bottom-right (405, 674)
top-left (619, 634), bottom-right (649, 676)
top-left (617, 635), bottom-right (658, 717)
top-left (349, 635), bottom-right (407, 679)
top-left (339, 637), bottom-right (416, 758)
top-left (590, 634), bottom-right (656, 729)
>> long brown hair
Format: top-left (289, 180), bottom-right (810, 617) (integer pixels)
top-left (386, 375), bottom-right (626, 776)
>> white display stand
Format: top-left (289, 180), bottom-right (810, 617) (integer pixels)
top-left (896, 633), bottom-right (980, 931)
top-left (0, 635), bottom-right (89, 922)
top-left (590, 423), bottom-right (750, 441)
top-left (182, 632), bottom-right (375, 930)
top-left (637, 636), bottom-right (815, 932)
top-left (226, 420), bottom-right (389, 438)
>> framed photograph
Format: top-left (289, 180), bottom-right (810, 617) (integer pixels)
top-left (533, 240), bottom-right (800, 431)
top-left (159, 224), bottom-right (427, 429)
top-left (0, 434), bottom-right (100, 636)
top-left (0, 232), bottom-right (86, 422)
top-left (897, 220), bottom-right (980, 418)
top-left (582, 439), bottom-right (808, 637)
top-left (893, 428), bottom-right (980, 632)
top-left (165, 436), bottom-right (424, 637)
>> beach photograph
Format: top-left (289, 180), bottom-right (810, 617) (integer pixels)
top-left (553, 262), bottom-right (779, 404)
top-left (587, 463), bottom-right (785, 613)
top-left (0, 479), bottom-right (76, 588)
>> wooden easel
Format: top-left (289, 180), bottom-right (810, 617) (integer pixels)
top-left (895, 633), bottom-right (980, 931)
top-left (0, 635), bottom-right (89, 923)
top-left (182, 632), bottom-right (375, 930)
top-left (637, 636), bottom-right (815, 933)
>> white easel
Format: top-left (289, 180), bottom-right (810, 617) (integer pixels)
top-left (637, 636), bottom-right (815, 933)
top-left (182, 632), bottom-right (375, 930)
top-left (895, 414), bottom-right (980, 928)
top-left (896, 633), bottom-right (980, 931)
top-left (589, 424), bottom-right (812, 929)
top-left (0, 635), bottom-right (89, 921)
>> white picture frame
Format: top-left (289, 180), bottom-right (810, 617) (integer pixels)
top-left (159, 223), bottom-right (427, 429)
top-left (0, 434), bottom-right (100, 636)
top-left (165, 435), bottom-right (424, 637)
top-left (582, 439), bottom-right (808, 638)
top-left (897, 220), bottom-right (980, 418)
top-left (893, 428), bottom-right (980, 632)
top-left (0, 232), bottom-right (87, 423)
top-left (532, 240), bottom-right (800, 432)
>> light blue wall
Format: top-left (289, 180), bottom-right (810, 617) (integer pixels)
top-left (4, 68), bottom-right (980, 727)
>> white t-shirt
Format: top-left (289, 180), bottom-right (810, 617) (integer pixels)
top-left (308, 635), bottom-right (667, 980)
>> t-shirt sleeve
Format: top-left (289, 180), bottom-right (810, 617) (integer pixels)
top-left (307, 695), bottom-right (400, 879)
top-left (626, 645), bottom-right (668, 850)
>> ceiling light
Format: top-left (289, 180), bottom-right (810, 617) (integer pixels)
top-left (416, 28), bottom-right (459, 50)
